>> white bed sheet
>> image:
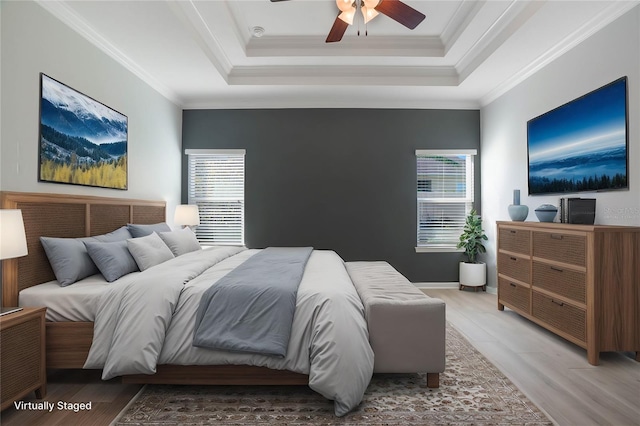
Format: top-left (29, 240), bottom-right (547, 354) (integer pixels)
top-left (19, 272), bottom-right (141, 322)
top-left (17, 247), bottom-right (217, 322)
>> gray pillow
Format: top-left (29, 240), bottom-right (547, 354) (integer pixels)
top-left (94, 226), bottom-right (133, 242)
top-left (40, 236), bottom-right (99, 286)
top-left (158, 228), bottom-right (202, 257)
top-left (127, 232), bottom-right (175, 271)
top-left (40, 226), bottom-right (136, 286)
top-left (127, 222), bottom-right (171, 238)
top-left (84, 240), bottom-right (139, 282)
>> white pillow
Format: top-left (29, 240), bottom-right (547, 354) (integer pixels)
top-left (158, 228), bottom-right (202, 257)
top-left (127, 232), bottom-right (174, 271)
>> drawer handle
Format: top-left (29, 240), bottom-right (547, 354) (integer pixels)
top-left (550, 234), bottom-right (564, 240)
top-left (551, 299), bottom-right (564, 307)
top-left (510, 283), bottom-right (517, 288)
top-left (510, 230), bottom-right (517, 234)
top-left (550, 266), bottom-right (564, 273)
top-left (510, 257), bottom-right (517, 261)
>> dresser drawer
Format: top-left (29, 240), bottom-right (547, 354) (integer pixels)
top-left (533, 231), bottom-right (586, 266)
top-left (498, 277), bottom-right (530, 313)
top-left (532, 262), bottom-right (586, 304)
top-left (498, 227), bottom-right (530, 255)
top-left (498, 252), bottom-right (530, 283)
top-left (532, 291), bottom-right (586, 343)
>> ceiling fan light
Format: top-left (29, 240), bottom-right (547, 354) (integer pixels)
top-left (338, 9), bottom-right (355, 25)
top-left (361, 6), bottom-right (379, 24)
top-left (363, 0), bottom-right (380, 9)
top-left (336, 0), bottom-right (354, 12)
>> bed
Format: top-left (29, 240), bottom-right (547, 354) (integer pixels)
top-left (0, 191), bottom-right (374, 416)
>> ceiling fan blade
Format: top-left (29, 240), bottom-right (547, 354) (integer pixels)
top-left (326, 15), bottom-right (349, 43)
top-left (270, 0), bottom-right (291, 2)
top-left (375, 0), bottom-right (425, 29)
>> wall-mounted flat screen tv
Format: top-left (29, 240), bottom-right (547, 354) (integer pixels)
top-left (527, 76), bottom-right (628, 195)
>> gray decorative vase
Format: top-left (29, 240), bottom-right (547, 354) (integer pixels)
top-left (508, 189), bottom-right (528, 221)
top-left (534, 204), bottom-right (558, 222)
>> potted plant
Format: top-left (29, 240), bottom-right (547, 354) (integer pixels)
top-left (457, 209), bottom-right (488, 291)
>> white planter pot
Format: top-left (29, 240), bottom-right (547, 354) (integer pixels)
top-left (459, 261), bottom-right (486, 288)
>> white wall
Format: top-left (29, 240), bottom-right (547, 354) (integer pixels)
top-left (481, 6), bottom-right (640, 290)
top-left (0, 1), bottom-right (182, 223)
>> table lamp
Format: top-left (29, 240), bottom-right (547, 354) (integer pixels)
top-left (0, 209), bottom-right (28, 260)
top-left (174, 204), bottom-right (200, 229)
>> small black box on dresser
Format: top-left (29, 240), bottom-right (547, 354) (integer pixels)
top-left (560, 198), bottom-right (596, 224)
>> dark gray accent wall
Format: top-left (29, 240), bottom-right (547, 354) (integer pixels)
top-left (182, 109), bottom-right (480, 283)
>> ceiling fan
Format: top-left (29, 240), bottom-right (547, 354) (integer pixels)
top-left (270, 0), bottom-right (426, 43)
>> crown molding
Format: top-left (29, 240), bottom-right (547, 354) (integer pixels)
top-left (166, 0), bottom-right (233, 79)
top-left (35, 0), bottom-right (635, 110)
top-left (35, 0), bottom-right (182, 106)
top-left (456, 0), bottom-right (546, 83)
top-left (441, 0), bottom-right (486, 55)
top-left (223, 0), bottom-right (250, 49)
top-left (480, 1), bottom-right (640, 106)
top-left (228, 65), bottom-right (459, 86)
top-left (246, 35), bottom-right (444, 57)
top-left (183, 96), bottom-right (480, 110)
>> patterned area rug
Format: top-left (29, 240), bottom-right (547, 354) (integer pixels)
top-left (115, 324), bottom-right (553, 425)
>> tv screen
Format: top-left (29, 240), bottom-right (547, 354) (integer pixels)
top-left (527, 77), bottom-right (628, 195)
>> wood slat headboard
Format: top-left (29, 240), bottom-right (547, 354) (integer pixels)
top-left (1, 191), bottom-right (166, 307)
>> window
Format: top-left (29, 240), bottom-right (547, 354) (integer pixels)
top-left (186, 149), bottom-right (245, 245)
top-left (416, 149), bottom-right (476, 252)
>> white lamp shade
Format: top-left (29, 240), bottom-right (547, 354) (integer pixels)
top-left (363, 0), bottom-right (380, 9)
top-left (0, 209), bottom-right (28, 260)
top-left (174, 204), bottom-right (200, 226)
top-left (361, 6), bottom-right (379, 23)
top-left (336, 0), bottom-right (353, 12)
top-left (338, 9), bottom-right (355, 25)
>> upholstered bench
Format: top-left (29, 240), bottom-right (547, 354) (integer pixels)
top-left (345, 261), bottom-right (446, 388)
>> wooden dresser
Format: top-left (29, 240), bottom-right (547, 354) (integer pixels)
top-left (496, 221), bottom-right (640, 365)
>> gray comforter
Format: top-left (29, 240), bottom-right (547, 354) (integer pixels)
top-left (193, 246), bottom-right (313, 357)
top-left (84, 247), bottom-right (374, 416)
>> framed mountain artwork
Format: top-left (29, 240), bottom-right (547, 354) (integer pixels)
top-left (38, 73), bottom-right (128, 190)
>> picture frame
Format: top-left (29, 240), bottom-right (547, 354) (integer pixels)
top-left (38, 73), bottom-right (128, 190)
top-left (527, 77), bottom-right (628, 195)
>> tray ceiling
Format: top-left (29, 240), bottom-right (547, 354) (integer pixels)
top-left (37, 0), bottom-right (638, 108)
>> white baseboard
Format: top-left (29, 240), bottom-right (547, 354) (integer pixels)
top-left (414, 282), bottom-right (459, 289)
top-left (414, 282), bottom-right (498, 295)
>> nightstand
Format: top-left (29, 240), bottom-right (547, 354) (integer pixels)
top-left (0, 307), bottom-right (47, 411)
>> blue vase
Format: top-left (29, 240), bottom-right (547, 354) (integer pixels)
top-left (508, 190), bottom-right (528, 221)
top-left (508, 204), bottom-right (529, 221)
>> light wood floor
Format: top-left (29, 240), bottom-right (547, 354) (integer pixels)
top-left (1, 290), bottom-right (638, 425)
top-left (424, 289), bottom-right (640, 426)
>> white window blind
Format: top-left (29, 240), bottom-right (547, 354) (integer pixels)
top-left (186, 149), bottom-right (245, 245)
top-left (416, 149), bottom-right (476, 251)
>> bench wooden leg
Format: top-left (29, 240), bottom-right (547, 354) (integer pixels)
top-left (426, 372), bottom-right (439, 388)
